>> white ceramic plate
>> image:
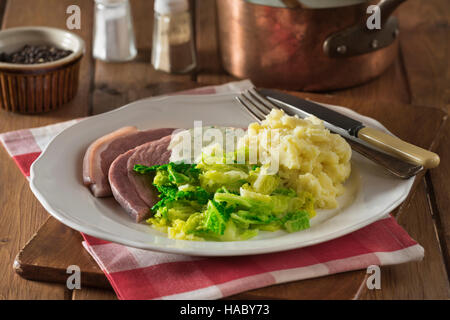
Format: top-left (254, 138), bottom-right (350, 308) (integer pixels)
top-left (30, 93), bottom-right (414, 256)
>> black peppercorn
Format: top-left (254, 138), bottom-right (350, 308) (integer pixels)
top-left (0, 44), bottom-right (73, 64)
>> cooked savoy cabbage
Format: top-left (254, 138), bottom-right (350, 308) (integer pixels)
top-left (134, 156), bottom-right (315, 241)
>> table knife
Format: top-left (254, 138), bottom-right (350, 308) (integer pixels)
top-left (256, 88), bottom-right (440, 169)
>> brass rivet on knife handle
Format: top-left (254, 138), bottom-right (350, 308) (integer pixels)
top-left (357, 127), bottom-right (440, 169)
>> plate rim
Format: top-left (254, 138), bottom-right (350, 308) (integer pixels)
top-left (29, 92), bottom-right (415, 256)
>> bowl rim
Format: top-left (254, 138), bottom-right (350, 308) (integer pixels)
top-left (0, 26), bottom-right (86, 70)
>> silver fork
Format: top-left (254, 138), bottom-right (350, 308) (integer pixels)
top-left (236, 88), bottom-right (423, 179)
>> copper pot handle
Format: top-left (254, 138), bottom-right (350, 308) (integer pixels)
top-left (378, 0), bottom-right (406, 23)
top-left (323, 0), bottom-right (407, 58)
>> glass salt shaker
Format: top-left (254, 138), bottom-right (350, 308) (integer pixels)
top-left (152, 0), bottom-right (197, 73)
top-left (93, 0), bottom-right (137, 62)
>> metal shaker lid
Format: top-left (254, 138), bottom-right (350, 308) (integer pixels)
top-left (154, 0), bottom-right (189, 14)
top-left (94, 0), bottom-right (128, 4)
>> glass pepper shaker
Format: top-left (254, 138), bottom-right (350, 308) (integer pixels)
top-left (93, 0), bottom-right (137, 62)
top-left (152, 0), bottom-right (197, 73)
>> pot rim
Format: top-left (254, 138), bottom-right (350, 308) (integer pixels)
top-left (244, 0), bottom-right (370, 9)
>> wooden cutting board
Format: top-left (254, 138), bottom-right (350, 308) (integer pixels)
top-left (13, 94), bottom-right (447, 299)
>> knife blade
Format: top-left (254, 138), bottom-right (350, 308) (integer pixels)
top-left (256, 88), bottom-right (365, 137)
top-left (255, 88), bottom-right (440, 169)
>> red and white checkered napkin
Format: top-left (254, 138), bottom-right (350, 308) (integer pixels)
top-left (0, 80), bottom-right (424, 300)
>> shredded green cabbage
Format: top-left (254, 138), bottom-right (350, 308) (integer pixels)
top-left (134, 157), bottom-right (316, 241)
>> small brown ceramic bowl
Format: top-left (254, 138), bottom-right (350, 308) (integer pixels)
top-left (0, 26), bottom-right (85, 113)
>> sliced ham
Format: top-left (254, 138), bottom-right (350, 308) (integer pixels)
top-left (109, 135), bottom-right (172, 222)
top-left (83, 127), bottom-right (174, 197)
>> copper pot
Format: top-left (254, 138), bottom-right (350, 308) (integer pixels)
top-left (216, 0), bottom-right (406, 91)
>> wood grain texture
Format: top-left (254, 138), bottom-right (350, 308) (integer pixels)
top-left (360, 180), bottom-right (450, 299)
top-left (0, 0), bottom-right (7, 31)
top-left (396, 0), bottom-right (450, 287)
top-left (397, 0), bottom-right (450, 111)
top-left (194, 0), bottom-right (236, 85)
top-left (14, 217), bottom-right (111, 290)
top-left (358, 0), bottom-right (450, 299)
top-left (72, 287), bottom-right (117, 300)
top-left (428, 122), bottom-right (450, 280)
top-left (0, 0), bottom-right (94, 299)
top-left (331, 53), bottom-right (411, 105)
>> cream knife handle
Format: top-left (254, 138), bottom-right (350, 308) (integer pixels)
top-left (357, 127), bottom-right (440, 169)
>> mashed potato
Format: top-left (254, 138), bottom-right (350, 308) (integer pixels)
top-left (238, 109), bottom-right (352, 209)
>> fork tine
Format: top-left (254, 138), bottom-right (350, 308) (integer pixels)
top-left (236, 87), bottom-right (283, 124)
top-left (235, 96), bottom-right (264, 123)
top-left (242, 90), bottom-right (271, 118)
top-left (248, 88), bottom-right (279, 112)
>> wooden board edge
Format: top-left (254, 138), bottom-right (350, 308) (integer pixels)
top-left (13, 216), bottom-right (111, 290)
top-left (13, 256), bottom-right (112, 290)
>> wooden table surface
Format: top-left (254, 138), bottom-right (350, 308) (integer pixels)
top-left (0, 0), bottom-right (448, 300)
